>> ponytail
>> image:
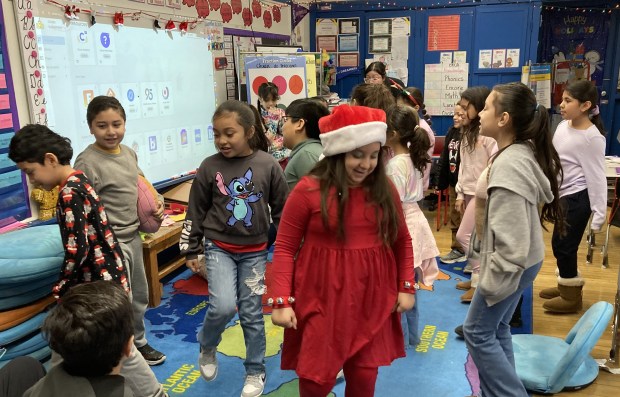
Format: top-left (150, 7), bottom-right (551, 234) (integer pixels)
top-left (590, 112), bottom-right (606, 136)
top-left (386, 105), bottom-right (431, 174)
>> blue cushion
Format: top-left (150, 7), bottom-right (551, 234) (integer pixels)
top-left (0, 346), bottom-right (51, 369)
top-left (0, 312), bottom-right (47, 346)
top-left (0, 331), bottom-right (48, 361)
top-left (0, 282), bottom-right (56, 311)
top-left (0, 274), bottom-right (58, 298)
top-left (0, 225), bottom-right (63, 286)
top-left (513, 301), bottom-right (613, 394)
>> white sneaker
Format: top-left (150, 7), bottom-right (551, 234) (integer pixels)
top-left (241, 373), bottom-right (266, 397)
top-left (198, 348), bottom-right (218, 381)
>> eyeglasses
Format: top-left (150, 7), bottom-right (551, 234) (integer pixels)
top-left (364, 76), bottom-right (383, 83)
top-left (282, 115), bottom-right (304, 123)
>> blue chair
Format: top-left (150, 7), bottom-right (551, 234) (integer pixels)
top-left (512, 301), bottom-right (613, 394)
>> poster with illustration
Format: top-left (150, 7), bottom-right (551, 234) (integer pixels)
top-left (245, 56), bottom-right (307, 107)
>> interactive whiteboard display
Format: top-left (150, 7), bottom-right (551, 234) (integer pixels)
top-left (34, 18), bottom-right (217, 187)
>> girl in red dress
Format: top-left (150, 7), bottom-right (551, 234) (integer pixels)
top-left (270, 105), bottom-right (416, 397)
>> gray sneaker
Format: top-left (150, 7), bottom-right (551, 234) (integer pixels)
top-left (241, 373), bottom-right (266, 397)
top-left (199, 347), bottom-right (218, 381)
top-left (440, 249), bottom-right (466, 264)
top-left (463, 262), bottom-right (473, 274)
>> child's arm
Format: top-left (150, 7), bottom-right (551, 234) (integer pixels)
top-left (179, 169), bottom-right (212, 260)
top-left (389, 183), bottom-right (416, 312)
top-left (581, 134), bottom-right (607, 231)
top-left (54, 189), bottom-right (92, 298)
top-left (268, 161), bottom-right (290, 231)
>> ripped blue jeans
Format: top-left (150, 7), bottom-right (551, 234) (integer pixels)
top-left (197, 239), bottom-right (267, 375)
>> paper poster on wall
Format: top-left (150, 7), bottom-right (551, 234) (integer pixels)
top-left (521, 66), bottom-right (530, 85)
top-left (392, 17), bottom-right (410, 36)
top-left (205, 20), bottom-right (224, 44)
top-left (316, 19), bottom-right (338, 36)
top-left (492, 49), bottom-right (506, 68)
top-left (454, 51), bottom-right (467, 64)
top-left (316, 36), bottom-right (337, 52)
top-left (391, 36), bottom-right (409, 61)
top-left (338, 35), bottom-right (359, 52)
top-left (147, 0), bottom-right (165, 5)
top-left (440, 52), bottom-right (453, 64)
top-left (528, 64), bottom-right (552, 109)
top-left (338, 53), bottom-right (359, 68)
top-left (424, 63), bottom-right (469, 116)
top-left (478, 50), bottom-right (493, 68)
top-left (166, 0), bottom-right (181, 9)
top-left (370, 36), bottom-right (392, 53)
top-left (369, 19), bottom-right (392, 36)
top-left (245, 56), bottom-right (307, 107)
top-left (427, 15), bottom-right (460, 51)
top-left (506, 49), bottom-right (520, 68)
top-left (304, 54), bottom-right (318, 97)
top-left (339, 18), bottom-right (360, 34)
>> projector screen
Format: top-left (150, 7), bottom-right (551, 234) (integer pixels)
top-left (34, 18), bottom-right (217, 188)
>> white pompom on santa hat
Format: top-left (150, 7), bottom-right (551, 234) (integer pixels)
top-left (318, 105), bottom-right (387, 157)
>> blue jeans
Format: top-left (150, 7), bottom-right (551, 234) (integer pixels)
top-left (463, 262), bottom-right (541, 397)
top-left (198, 239), bottom-right (268, 375)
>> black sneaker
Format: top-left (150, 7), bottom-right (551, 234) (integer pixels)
top-left (454, 324), bottom-right (464, 339)
top-left (137, 344), bottom-right (166, 366)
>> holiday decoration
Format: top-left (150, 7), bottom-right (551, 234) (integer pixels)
top-left (114, 12), bottom-right (124, 27)
top-left (263, 9), bottom-right (272, 28)
top-left (242, 7), bottom-right (253, 26)
top-left (209, 0), bottom-right (221, 11)
top-left (183, 0), bottom-right (197, 6)
top-left (252, 0), bottom-right (261, 18)
top-left (272, 5), bottom-right (281, 23)
top-left (232, 0), bottom-right (242, 14)
top-left (165, 20), bottom-right (176, 31)
top-left (179, 21), bottom-right (189, 32)
top-left (220, 2), bottom-right (233, 23)
top-left (64, 5), bottom-right (79, 20)
top-left (90, 15), bottom-right (96, 25)
top-left (154, 19), bottom-right (161, 29)
top-left (196, 0), bottom-right (210, 17)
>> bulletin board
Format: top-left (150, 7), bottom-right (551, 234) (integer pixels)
top-left (0, 3), bottom-right (29, 227)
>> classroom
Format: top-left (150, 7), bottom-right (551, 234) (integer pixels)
top-left (0, 1), bottom-right (619, 397)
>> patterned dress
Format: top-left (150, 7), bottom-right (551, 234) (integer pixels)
top-left (55, 171), bottom-right (129, 297)
top-left (261, 107), bottom-right (290, 162)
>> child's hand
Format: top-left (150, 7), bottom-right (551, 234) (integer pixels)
top-left (186, 258), bottom-right (200, 273)
top-left (392, 292), bottom-right (415, 313)
top-left (155, 200), bottom-right (165, 220)
top-left (271, 307), bottom-right (297, 329)
top-left (455, 199), bottom-right (465, 215)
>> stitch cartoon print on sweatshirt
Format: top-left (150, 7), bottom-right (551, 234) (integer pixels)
top-left (215, 168), bottom-right (263, 227)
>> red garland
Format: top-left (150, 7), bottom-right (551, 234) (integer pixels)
top-left (179, 21), bottom-right (189, 32)
top-left (165, 20), bottom-right (176, 31)
top-left (242, 7), bottom-right (253, 26)
top-left (182, 0), bottom-right (197, 6)
top-left (252, 0), bottom-right (261, 18)
top-left (195, 0), bottom-right (210, 17)
top-left (209, 0), bottom-right (221, 11)
top-left (231, 0), bottom-right (242, 15)
top-left (272, 5), bottom-right (281, 23)
top-left (113, 12), bottom-right (124, 26)
top-left (220, 3), bottom-right (233, 23)
top-left (263, 10), bottom-right (272, 28)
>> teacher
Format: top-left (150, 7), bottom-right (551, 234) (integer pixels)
top-left (364, 61), bottom-right (406, 99)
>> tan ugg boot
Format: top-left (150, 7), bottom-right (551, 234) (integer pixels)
top-left (456, 280), bottom-right (471, 291)
top-left (539, 286), bottom-right (560, 299)
top-left (542, 276), bottom-right (585, 313)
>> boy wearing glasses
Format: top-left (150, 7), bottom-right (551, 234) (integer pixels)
top-left (281, 99), bottom-right (330, 190)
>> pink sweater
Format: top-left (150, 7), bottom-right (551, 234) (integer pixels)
top-left (455, 135), bottom-right (497, 201)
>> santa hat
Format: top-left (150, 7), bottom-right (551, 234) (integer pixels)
top-left (318, 105), bottom-right (386, 157)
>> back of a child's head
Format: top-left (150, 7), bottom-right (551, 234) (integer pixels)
top-left (351, 83), bottom-right (395, 113)
top-left (387, 105), bottom-right (430, 174)
top-left (44, 280), bottom-right (133, 377)
top-left (564, 80), bottom-right (605, 135)
top-left (247, 103), bottom-right (270, 152)
top-left (310, 96), bottom-right (329, 109)
top-left (286, 99), bottom-right (330, 139)
top-left (9, 124), bottom-right (73, 165)
top-left (398, 87), bottom-right (432, 127)
top-left (86, 96), bottom-right (126, 127)
top-left (257, 82), bottom-right (279, 102)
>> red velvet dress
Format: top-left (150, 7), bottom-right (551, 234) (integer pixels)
top-left (271, 176), bottom-right (414, 385)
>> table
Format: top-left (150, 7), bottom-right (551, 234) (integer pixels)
top-left (142, 222), bottom-right (185, 307)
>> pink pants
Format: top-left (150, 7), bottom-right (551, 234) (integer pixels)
top-left (456, 195), bottom-right (480, 284)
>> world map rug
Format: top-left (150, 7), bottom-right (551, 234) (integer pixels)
top-left (145, 263), bottom-right (531, 397)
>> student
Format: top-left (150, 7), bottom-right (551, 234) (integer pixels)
top-left (364, 61), bottom-right (405, 99)
top-left (395, 87), bottom-right (436, 190)
top-left (74, 96), bottom-right (166, 366)
top-left (462, 82), bottom-right (564, 397)
top-left (248, 103), bottom-right (271, 153)
top-left (24, 281), bottom-right (136, 397)
top-left (541, 80), bottom-right (607, 313)
top-left (270, 105), bottom-right (415, 397)
top-left (282, 98), bottom-right (330, 190)
top-left (438, 105), bottom-right (466, 263)
top-left (385, 105), bottom-right (439, 347)
top-left (257, 82), bottom-right (290, 164)
top-left (180, 100), bottom-right (288, 397)
top-left (9, 125), bottom-right (129, 297)
top-left (454, 86), bottom-right (497, 302)
top-left (350, 83), bottom-right (395, 113)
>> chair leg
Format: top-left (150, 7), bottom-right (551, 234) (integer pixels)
top-left (602, 225), bottom-right (611, 269)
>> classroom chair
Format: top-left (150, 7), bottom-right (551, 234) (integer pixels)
top-left (586, 177), bottom-right (619, 268)
top-left (512, 301), bottom-right (613, 394)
